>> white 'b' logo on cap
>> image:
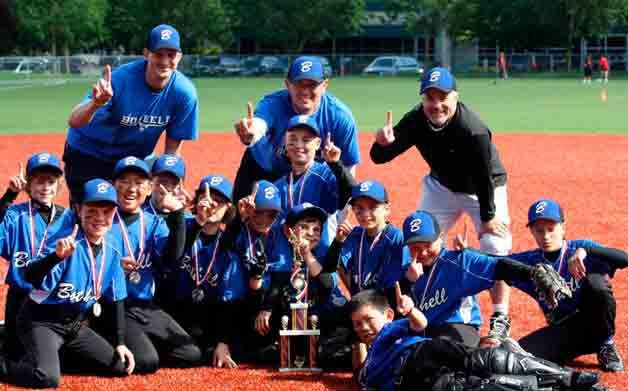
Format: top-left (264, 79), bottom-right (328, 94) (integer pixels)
top-left (164, 156), bottom-right (178, 166)
top-left (125, 157), bottom-right (137, 166)
top-left (429, 71), bottom-right (441, 82)
top-left (264, 187), bottom-right (275, 199)
top-left (97, 183), bottom-right (109, 193)
top-left (359, 181), bottom-right (372, 192)
top-left (210, 176), bottom-right (223, 186)
top-left (410, 218), bottom-right (422, 232)
top-left (161, 29), bottom-right (172, 40)
top-left (535, 201), bottom-right (547, 215)
top-left (300, 61), bottom-right (313, 73)
top-left (38, 153), bottom-right (50, 163)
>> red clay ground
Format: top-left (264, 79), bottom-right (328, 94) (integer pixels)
top-left (0, 132), bottom-right (626, 390)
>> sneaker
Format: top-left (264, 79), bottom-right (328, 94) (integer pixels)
top-left (597, 343), bottom-right (624, 372)
top-left (501, 337), bottom-right (533, 357)
top-left (487, 312), bottom-right (511, 342)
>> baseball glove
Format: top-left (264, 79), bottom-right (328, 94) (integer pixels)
top-left (244, 238), bottom-right (268, 279)
top-left (532, 263), bottom-right (572, 309)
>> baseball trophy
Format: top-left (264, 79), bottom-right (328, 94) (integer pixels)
top-left (279, 235), bottom-right (321, 372)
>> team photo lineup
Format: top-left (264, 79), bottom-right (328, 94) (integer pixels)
top-left (0, 24), bottom-right (626, 391)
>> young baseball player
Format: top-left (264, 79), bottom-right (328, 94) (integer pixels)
top-left (332, 180), bottom-right (409, 297)
top-left (272, 114), bottom-right (355, 247)
top-left (583, 55), bottom-right (593, 84)
top-left (142, 153), bottom-right (190, 308)
top-left (166, 175), bottom-right (247, 369)
top-left (508, 199), bottom-right (628, 372)
top-left (248, 203), bottom-right (342, 364)
top-left (0, 153), bottom-right (74, 359)
top-left (351, 289), bottom-right (606, 391)
top-left (401, 210), bottom-right (570, 348)
top-left (0, 179), bottom-right (134, 388)
top-left (143, 153), bottom-right (189, 218)
top-left (103, 156), bottom-right (201, 373)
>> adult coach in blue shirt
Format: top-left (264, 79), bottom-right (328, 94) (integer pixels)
top-left (64, 24), bottom-right (198, 204)
top-left (232, 56), bottom-right (360, 202)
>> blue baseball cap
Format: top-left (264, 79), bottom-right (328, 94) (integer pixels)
top-left (152, 154), bottom-right (185, 180)
top-left (420, 67), bottom-right (457, 94)
top-left (403, 210), bottom-right (441, 244)
top-left (147, 24), bottom-right (181, 52)
top-left (527, 199), bottom-right (564, 226)
top-left (285, 203), bottom-right (328, 227)
top-left (254, 180), bottom-right (282, 212)
top-left (286, 115), bottom-right (321, 137)
top-left (197, 175), bottom-right (233, 202)
top-left (83, 179), bottom-right (118, 206)
top-left (112, 156), bottom-right (151, 179)
top-left (349, 180), bottom-right (388, 205)
top-left (26, 152), bottom-right (63, 176)
top-left (288, 56), bottom-right (325, 83)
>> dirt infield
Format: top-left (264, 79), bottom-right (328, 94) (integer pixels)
top-left (0, 132), bottom-right (626, 390)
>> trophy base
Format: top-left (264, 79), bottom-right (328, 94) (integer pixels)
top-left (278, 367), bottom-right (323, 373)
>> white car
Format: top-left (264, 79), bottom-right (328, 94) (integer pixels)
top-left (362, 56), bottom-right (423, 76)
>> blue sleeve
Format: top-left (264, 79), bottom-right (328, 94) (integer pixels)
top-left (458, 250), bottom-right (497, 296)
top-left (151, 217), bottom-right (170, 256)
top-left (334, 111), bottom-right (360, 167)
top-left (339, 237), bottom-right (354, 272)
top-left (219, 252), bottom-right (247, 302)
top-left (254, 94), bottom-right (278, 130)
top-left (248, 134), bottom-right (280, 172)
top-left (166, 82), bottom-right (199, 141)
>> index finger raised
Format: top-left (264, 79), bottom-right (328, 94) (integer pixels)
top-left (105, 64), bottom-right (112, 83)
top-left (386, 110), bottom-right (393, 127)
top-left (394, 281), bottom-right (402, 301)
top-left (204, 182), bottom-right (212, 201)
top-left (70, 224), bottom-right (79, 240)
top-left (246, 102), bottom-right (254, 120)
top-left (18, 162), bottom-right (25, 179)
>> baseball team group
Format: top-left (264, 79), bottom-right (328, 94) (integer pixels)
top-left (0, 24), bottom-right (625, 391)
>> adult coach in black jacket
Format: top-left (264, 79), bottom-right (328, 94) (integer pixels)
top-left (370, 67), bottom-right (513, 344)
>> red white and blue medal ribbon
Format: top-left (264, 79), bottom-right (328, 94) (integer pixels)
top-left (28, 200), bottom-right (56, 257)
top-left (356, 228), bottom-right (384, 289)
top-left (288, 170), bottom-right (309, 208)
top-left (194, 232), bottom-right (221, 287)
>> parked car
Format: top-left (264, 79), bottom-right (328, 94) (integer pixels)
top-left (241, 56), bottom-right (289, 76)
top-left (13, 58), bottom-right (49, 74)
top-left (362, 56), bottom-right (423, 76)
top-left (193, 56), bottom-right (220, 76)
top-left (215, 56), bottom-right (243, 76)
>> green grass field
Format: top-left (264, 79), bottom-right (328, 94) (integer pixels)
top-left (0, 73), bottom-right (625, 134)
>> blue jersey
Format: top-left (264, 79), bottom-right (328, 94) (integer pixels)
top-left (274, 161), bottom-right (340, 215)
top-left (110, 211), bottom-right (169, 301)
top-left (173, 220), bottom-right (247, 302)
top-left (0, 203), bottom-right (75, 290)
top-left (29, 231), bottom-right (127, 313)
top-left (360, 319), bottom-right (428, 391)
top-left (67, 59), bottom-right (198, 161)
top-left (249, 90), bottom-right (360, 174)
top-left (266, 228), bottom-right (345, 310)
top-left (411, 248), bottom-right (497, 327)
top-left (340, 224), bottom-right (410, 296)
top-left (509, 239), bottom-right (612, 323)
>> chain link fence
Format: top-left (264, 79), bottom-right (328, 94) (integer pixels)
top-left (1, 50), bottom-right (626, 80)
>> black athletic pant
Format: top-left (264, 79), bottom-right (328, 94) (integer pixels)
top-left (4, 286), bottom-right (28, 360)
top-left (6, 300), bottom-right (126, 389)
top-left (62, 143), bottom-right (117, 205)
top-left (232, 149), bottom-right (283, 205)
top-left (425, 322), bottom-right (481, 348)
top-left (124, 301), bottom-right (202, 373)
top-left (519, 273), bottom-right (616, 363)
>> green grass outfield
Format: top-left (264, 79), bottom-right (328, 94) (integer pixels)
top-left (0, 73), bottom-right (625, 134)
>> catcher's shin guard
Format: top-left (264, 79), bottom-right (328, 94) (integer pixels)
top-left (465, 348), bottom-right (599, 389)
top-left (432, 373), bottom-right (539, 391)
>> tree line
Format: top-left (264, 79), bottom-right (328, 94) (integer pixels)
top-left (1, 0), bottom-right (627, 56)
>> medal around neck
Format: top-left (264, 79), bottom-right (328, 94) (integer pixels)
top-left (93, 302), bottom-right (102, 317)
top-left (128, 270), bottom-right (141, 284)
